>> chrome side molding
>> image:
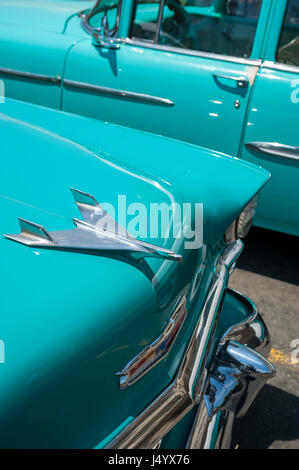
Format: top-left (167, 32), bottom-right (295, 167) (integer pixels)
top-left (4, 188), bottom-right (182, 262)
top-left (63, 79), bottom-right (174, 106)
top-left (246, 142), bottom-right (299, 162)
top-left (116, 296), bottom-right (187, 388)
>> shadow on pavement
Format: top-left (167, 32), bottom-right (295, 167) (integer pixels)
top-left (232, 384), bottom-right (299, 449)
top-left (237, 227), bottom-right (299, 286)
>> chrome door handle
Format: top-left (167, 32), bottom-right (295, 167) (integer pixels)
top-left (213, 74), bottom-right (249, 88)
top-left (246, 142), bottom-right (299, 162)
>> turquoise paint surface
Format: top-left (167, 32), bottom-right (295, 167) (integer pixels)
top-left (94, 417), bottom-right (133, 449)
top-left (0, 98), bottom-right (269, 447)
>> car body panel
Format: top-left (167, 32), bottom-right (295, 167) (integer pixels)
top-left (63, 38), bottom-right (259, 157)
top-left (0, 98), bottom-right (270, 448)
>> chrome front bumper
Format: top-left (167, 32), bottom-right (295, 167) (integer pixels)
top-left (107, 241), bottom-right (275, 449)
top-left (187, 307), bottom-right (274, 449)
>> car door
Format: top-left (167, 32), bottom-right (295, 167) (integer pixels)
top-left (241, 0), bottom-right (299, 236)
top-left (62, 0), bottom-right (270, 157)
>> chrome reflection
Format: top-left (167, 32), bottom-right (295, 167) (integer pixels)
top-left (106, 240), bottom-right (245, 449)
top-left (187, 340), bottom-right (275, 449)
top-left (246, 142), bottom-right (299, 162)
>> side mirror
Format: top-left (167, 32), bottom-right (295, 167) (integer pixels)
top-left (92, 10), bottom-right (120, 50)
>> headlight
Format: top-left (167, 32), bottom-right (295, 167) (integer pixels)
top-left (237, 196), bottom-right (258, 238)
top-left (225, 196), bottom-right (258, 242)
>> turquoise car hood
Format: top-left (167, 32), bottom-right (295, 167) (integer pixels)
top-left (0, 0), bottom-right (94, 33)
top-left (0, 99), bottom-right (270, 448)
top-left (0, 99), bottom-right (271, 248)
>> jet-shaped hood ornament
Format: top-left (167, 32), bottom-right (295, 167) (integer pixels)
top-left (4, 188), bottom-right (182, 262)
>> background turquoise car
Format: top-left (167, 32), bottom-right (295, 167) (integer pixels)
top-left (0, 97), bottom-right (274, 448)
top-left (0, 0), bottom-right (298, 235)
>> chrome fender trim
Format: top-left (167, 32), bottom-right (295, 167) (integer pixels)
top-left (0, 67), bottom-right (61, 84)
top-left (106, 240), bottom-right (244, 449)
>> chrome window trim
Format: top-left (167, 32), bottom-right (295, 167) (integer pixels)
top-left (106, 240), bottom-right (244, 449)
top-left (63, 79), bottom-right (174, 106)
top-left (80, 2), bottom-right (262, 67)
top-left (0, 67), bottom-right (61, 84)
top-left (262, 60), bottom-right (299, 75)
top-left (117, 38), bottom-right (262, 66)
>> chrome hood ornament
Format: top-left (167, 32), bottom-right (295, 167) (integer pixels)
top-left (4, 188), bottom-right (182, 262)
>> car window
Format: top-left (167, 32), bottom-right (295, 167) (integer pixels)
top-left (131, 0), bottom-right (263, 59)
top-left (277, 0), bottom-right (299, 67)
top-left (131, 0), bottom-right (161, 42)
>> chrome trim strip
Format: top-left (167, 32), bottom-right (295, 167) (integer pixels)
top-left (225, 221), bottom-right (237, 243)
top-left (116, 296), bottom-right (187, 388)
top-left (118, 39), bottom-right (262, 66)
top-left (221, 289), bottom-right (271, 357)
top-left (106, 240), bottom-right (244, 449)
top-left (246, 142), bottom-right (299, 162)
top-left (0, 67), bottom-right (61, 84)
top-left (263, 60), bottom-right (299, 75)
top-left (63, 79), bottom-right (174, 106)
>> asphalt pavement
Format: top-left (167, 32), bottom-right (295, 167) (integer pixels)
top-left (229, 227), bottom-right (299, 449)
